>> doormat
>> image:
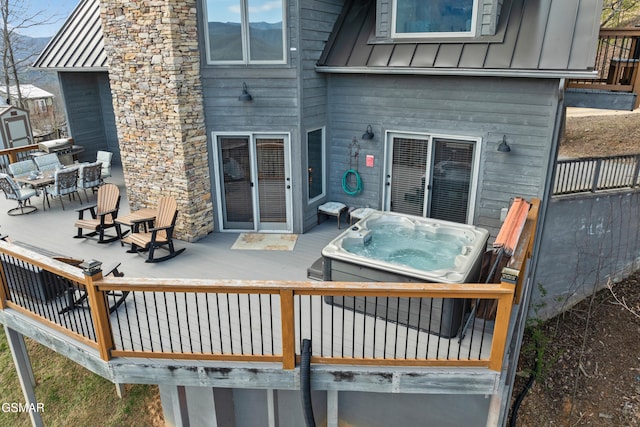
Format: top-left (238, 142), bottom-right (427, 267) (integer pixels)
top-left (231, 233), bottom-right (298, 251)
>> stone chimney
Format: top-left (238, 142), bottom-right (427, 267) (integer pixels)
top-left (99, 0), bottom-right (213, 241)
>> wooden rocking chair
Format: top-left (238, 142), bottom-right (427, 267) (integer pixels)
top-left (74, 183), bottom-right (126, 244)
top-left (121, 196), bottom-right (185, 263)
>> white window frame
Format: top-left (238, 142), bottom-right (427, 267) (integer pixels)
top-left (203, 0), bottom-right (287, 65)
top-left (211, 131), bottom-right (293, 232)
top-left (306, 127), bottom-right (326, 204)
top-left (391, 0), bottom-right (479, 39)
top-left (382, 130), bottom-right (482, 224)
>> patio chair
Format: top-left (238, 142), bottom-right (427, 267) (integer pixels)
top-left (0, 173), bottom-right (38, 215)
top-left (8, 159), bottom-right (37, 180)
top-left (45, 167), bottom-right (81, 210)
top-left (96, 151), bottom-right (112, 179)
top-left (74, 183), bottom-right (125, 244)
top-left (121, 196), bottom-right (185, 262)
top-left (34, 153), bottom-right (63, 173)
top-left (78, 161), bottom-right (103, 200)
top-left (58, 260), bottom-right (129, 315)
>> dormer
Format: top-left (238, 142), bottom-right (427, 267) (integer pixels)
top-left (374, 0), bottom-right (504, 42)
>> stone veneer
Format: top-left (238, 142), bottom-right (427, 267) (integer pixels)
top-left (99, 0), bottom-right (213, 242)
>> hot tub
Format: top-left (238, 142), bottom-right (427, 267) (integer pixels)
top-left (321, 211), bottom-right (489, 337)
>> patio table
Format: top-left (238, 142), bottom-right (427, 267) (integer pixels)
top-left (115, 208), bottom-right (157, 251)
top-left (14, 174), bottom-right (55, 210)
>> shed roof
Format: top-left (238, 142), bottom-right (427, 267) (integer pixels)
top-left (0, 85), bottom-right (54, 99)
top-left (32, 0), bottom-right (106, 71)
top-left (317, 0), bottom-right (603, 79)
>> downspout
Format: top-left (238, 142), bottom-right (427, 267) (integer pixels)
top-left (300, 339), bottom-right (316, 427)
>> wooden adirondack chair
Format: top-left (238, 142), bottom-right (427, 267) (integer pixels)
top-left (121, 196), bottom-right (185, 262)
top-left (73, 183), bottom-right (125, 243)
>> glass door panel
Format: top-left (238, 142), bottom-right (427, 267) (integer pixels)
top-left (390, 136), bottom-right (429, 216)
top-left (256, 138), bottom-right (287, 227)
top-left (386, 134), bottom-right (475, 224)
top-left (218, 137), bottom-right (254, 229)
top-left (428, 139), bottom-right (474, 223)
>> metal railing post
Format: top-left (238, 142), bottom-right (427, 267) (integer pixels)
top-left (592, 158), bottom-right (603, 192)
top-left (633, 154), bottom-right (640, 188)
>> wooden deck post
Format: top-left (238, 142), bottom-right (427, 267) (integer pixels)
top-left (83, 263), bottom-right (115, 361)
top-left (0, 263), bottom-right (9, 309)
top-left (488, 286), bottom-right (515, 371)
top-left (280, 289), bottom-right (296, 370)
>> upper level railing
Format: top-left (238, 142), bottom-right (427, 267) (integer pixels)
top-left (567, 28), bottom-right (640, 109)
top-left (0, 201), bottom-right (539, 373)
top-left (554, 153), bottom-right (640, 195)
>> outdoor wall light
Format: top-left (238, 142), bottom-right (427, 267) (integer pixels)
top-left (497, 135), bottom-right (511, 153)
top-left (238, 82), bottom-right (253, 102)
top-left (362, 125), bottom-right (374, 140)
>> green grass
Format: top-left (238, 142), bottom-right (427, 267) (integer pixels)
top-left (0, 328), bottom-right (162, 426)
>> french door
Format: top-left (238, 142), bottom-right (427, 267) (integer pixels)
top-left (213, 134), bottom-right (292, 232)
top-left (383, 133), bottom-right (479, 224)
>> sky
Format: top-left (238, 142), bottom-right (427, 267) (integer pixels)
top-left (16, 0), bottom-right (78, 38)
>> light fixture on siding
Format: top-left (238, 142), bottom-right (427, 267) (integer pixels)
top-left (362, 125), bottom-right (374, 140)
top-left (497, 135), bottom-right (511, 153)
top-left (238, 82), bottom-right (253, 102)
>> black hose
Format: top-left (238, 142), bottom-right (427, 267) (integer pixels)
top-left (509, 336), bottom-right (542, 427)
top-left (301, 339), bottom-right (316, 427)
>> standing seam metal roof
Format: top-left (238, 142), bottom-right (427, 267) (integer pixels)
top-left (32, 0), bottom-right (106, 71)
top-left (316, 0), bottom-right (603, 78)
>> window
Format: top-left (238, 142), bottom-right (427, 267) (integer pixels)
top-left (34, 99), bottom-right (47, 114)
top-left (385, 133), bottom-right (479, 224)
top-left (307, 128), bottom-right (325, 202)
top-left (204, 0), bottom-right (286, 64)
top-left (393, 0), bottom-right (477, 38)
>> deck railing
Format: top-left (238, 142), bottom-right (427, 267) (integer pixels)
top-left (0, 144), bottom-right (40, 173)
top-left (566, 28), bottom-right (640, 108)
top-left (554, 153), bottom-right (640, 195)
top-left (0, 201), bottom-right (539, 373)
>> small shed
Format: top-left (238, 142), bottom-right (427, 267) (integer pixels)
top-left (0, 105), bottom-right (34, 149)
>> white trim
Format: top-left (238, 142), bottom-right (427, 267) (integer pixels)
top-left (391, 0), bottom-right (479, 39)
top-left (382, 130), bottom-right (481, 224)
top-left (203, 0), bottom-right (288, 65)
top-left (212, 131), bottom-right (293, 233)
top-left (306, 126), bottom-right (326, 205)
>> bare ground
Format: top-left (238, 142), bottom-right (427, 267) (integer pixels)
top-left (512, 112), bottom-right (640, 427)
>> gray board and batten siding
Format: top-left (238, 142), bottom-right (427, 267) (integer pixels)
top-left (198, 0), bottom-right (344, 233)
top-left (323, 73), bottom-right (560, 238)
top-left (300, 0), bottom-right (345, 230)
top-left (58, 72), bottom-right (120, 165)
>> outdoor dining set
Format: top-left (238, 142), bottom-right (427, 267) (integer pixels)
top-left (0, 150), bottom-right (184, 264)
top-left (0, 150), bottom-right (113, 214)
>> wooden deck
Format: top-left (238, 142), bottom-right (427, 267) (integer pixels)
top-left (0, 165), bottom-right (342, 281)
top-left (0, 167), bottom-right (536, 398)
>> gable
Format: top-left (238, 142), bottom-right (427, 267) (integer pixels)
top-left (32, 0), bottom-right (106, 71)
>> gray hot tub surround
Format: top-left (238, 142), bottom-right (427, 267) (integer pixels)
top-left (321, 211), bottom-right (489, 338)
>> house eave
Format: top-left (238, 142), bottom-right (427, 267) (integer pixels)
top-left (314, 66), bottom-right (599, 80)
top-left (31, 67), bottom-right (109, 73)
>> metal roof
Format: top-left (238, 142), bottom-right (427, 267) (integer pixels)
top-left (317, 0), bottom-right (603, 79)
top-left (32, 0), bottom-right (106, 71)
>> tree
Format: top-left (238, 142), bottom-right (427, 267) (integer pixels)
top-left (0, 0), bottom-right (51, 108)
top-left (601, 0), bottom-right (640, 27)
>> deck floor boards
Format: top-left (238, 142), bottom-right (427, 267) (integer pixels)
top-left (1, 165), bottom-right (495, 365)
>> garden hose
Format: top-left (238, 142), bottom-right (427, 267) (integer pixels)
top-left (342, 169), bottom-right (363, 195)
